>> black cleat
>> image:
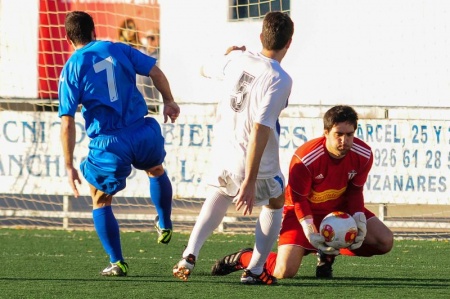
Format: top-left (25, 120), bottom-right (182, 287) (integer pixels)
top-left (211, 248), bottom-right (253, 276)
top-left (240, 268), bottom-right (277, 285)
top-left (316, 250), bottom-right (336, 279)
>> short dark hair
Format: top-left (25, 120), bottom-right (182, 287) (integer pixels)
top-left (323, 105), bottom-right (359, 131)
top-left (65, 11), bottom-right (95, 46)
top-left (261, 11), bottom-right (294, 51)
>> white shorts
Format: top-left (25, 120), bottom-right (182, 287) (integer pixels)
top-left (207, 170), bottom-right (285, 206)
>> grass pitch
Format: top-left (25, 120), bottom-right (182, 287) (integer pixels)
top-left (0, 228), bottom-right (449, 299)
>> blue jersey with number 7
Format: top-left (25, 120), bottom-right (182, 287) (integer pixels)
top-left (58, 40), bottom-right (156, 138)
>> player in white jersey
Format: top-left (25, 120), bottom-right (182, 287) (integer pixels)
top-left (173, 11), bottom-right (294, 285)
top-left (212, 51), bottom-right (290, 180)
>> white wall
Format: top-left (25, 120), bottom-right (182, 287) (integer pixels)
top-left (160, 0), bottom-right (267, 103)
top-left (0, 0), bottom-right (39, 98)
top-left (160, 0), bottom-right (450, 108)
top-left (290, 0), bottom-right (450, 108)
top-left (2, 111), bottom-right (448, 205)
top-left (0, 0), bottom-right (449, 109)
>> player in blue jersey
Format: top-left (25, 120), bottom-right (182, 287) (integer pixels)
top-left (58, 11), bottom-right (180, 277)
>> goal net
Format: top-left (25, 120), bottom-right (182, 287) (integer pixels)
top-left (0, 0), bottom-right (259, 234)
top-left (0, 0), bottom-right (449, 239)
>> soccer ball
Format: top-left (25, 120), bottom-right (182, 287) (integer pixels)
top-left (319, 211), bottom-right (358, 249)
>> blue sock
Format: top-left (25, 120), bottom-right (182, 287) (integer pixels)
top-left (93, 206), bottom-right (123, 263)
top-left (149, 172), bottom-right (173, 229)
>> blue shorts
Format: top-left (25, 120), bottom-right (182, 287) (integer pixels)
top-left (80, 117), bottom-right (166, 195)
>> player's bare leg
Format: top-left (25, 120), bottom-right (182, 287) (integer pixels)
top-left (272, 244), bottom-right (304, 279)
top-left (365, 217), bottom-right (394, 253)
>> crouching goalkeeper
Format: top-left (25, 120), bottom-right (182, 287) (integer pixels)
top-left (211, 105), bottom-right (394, 279)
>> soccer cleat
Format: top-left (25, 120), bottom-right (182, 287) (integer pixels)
top-left (154, 215), bottom-right (173, 244)
top-left (211, 247), bottom-right (253, 276)
top-left (240, 269), bottom-right (277, 285)
top-left (100, 261), bottom-right (129, 277)
top-left (173, 254), bottom-right (196, 281)
top-left (316, 250), bottom-right (336, 279)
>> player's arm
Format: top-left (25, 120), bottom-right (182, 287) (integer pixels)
top-left (297, 211), bottom-right (339, 254)
top-left (234, 122), bottom-right (270, 216)
top-left (200, 45), bottom-right (246, 79)
top-left (345, 150), bottom-right (373, 249)
top-left (346, 151), bottom-right (373, 214)
top-left (224, 45), bottom-right (246, 55)
top-left (288, 154), bottom-right (338, 254)
top-left (345, 183), bottom-right (365, 214)
top-left (148, 66), bottom-right (180, 123)
top-left (345, 159), bottom-right (370, 214)
top-left (298, 211), bottom-right (340, 255)
top-left (234, 75), bottom-right (290, 215)
top-left (122, 43), bottom-right (179, 123)
top-left (287, 154), bottom-right (313, 219)
top-left (287, 152), bottom-right (314, 230)
top-left (60, 115), bottom-right (81, 197)
top-left (289, 189), bottom-right (339, 255)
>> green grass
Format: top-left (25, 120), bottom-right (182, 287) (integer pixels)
top-left (0, 228), bottom-right (449, 299)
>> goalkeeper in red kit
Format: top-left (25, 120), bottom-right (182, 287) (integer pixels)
top-left (211, 105), bottom-right (394, 279)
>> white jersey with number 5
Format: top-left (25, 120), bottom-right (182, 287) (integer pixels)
top-left (210, 51), bottom-right (292, 179)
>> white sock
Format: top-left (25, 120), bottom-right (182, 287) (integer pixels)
top-left (183, 189), bottom-right (232, 258)
top-left (246, 206), bottom-right (283, 275)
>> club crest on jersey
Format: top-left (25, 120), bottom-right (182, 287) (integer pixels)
top-left (230, 71), bottom-right (255, 112)
top-left (348, 170), bottom-right (357, 180)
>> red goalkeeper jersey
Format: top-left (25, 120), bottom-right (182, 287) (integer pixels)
top-left (286, 136), bottom-right (373, 221)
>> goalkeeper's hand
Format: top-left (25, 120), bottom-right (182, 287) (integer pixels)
top-left (300, 218), bottom-right (339, 255)
top-left (349, 212), bottom-right (367, 250)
